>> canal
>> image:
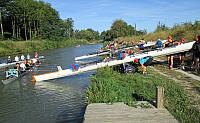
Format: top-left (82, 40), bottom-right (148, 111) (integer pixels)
top-left (0, 44), bottom-right (102, 123)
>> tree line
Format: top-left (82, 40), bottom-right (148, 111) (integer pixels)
top-left (100, 19), bottom-right (147, 41)
top-left (0, 0), bottom-right (99, 41)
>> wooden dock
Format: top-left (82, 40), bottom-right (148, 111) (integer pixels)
top-left (84, 102), bottom-right (178, 123)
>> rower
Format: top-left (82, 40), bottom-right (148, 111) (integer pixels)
top-left (13, 63), bottom-right (21, 74)
top-left (20, 61), bottom-right (26, 72)
top-left (7, 56), bottom-right (12, 63)
top-left (21, 54), bottom-right (25, 61)
top-left (35, 52), bottom-right (39, 59)
top-left (35, 51), bottom-right (41, 64)
top-left (27, 54), bottom-right (30, 60)
top-left (15, 55), bottom-right (19, 62)
top-left (31, 58), bottom-right (37, 66)
top-left (25, 59), bottom-right (31, 70)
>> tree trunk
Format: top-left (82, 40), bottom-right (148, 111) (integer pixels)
top-left (29, 21), bottom-right (31, 40)
top-left (12, 16), bottom-right (16, 38)
top-left (33, 20), bottom-right (37, 38)
top-left (0, 12), bottom-right (4, 39)
top-left (24, 11), bottom-right (27, 41)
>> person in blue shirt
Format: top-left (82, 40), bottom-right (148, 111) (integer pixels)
top-left (155, 39), bottom-right (163, 48)
top-left (134, 56), bottom-right (153, 74)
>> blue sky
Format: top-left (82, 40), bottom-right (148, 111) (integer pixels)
top-left (43, 0), bottom-right (200, 32)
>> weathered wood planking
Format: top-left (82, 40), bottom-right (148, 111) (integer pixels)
top-left (84, 102), bottom-right (178, 123)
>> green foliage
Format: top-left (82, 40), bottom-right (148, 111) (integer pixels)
top-left (100, 19), bottom-right (146, 41)
top-left (87, 67), bottom-right (200, 123)
top-left (154, 22), bottom-right (169, 32)
top-left (0, 39), bottom-right (88, 56)
top-left (75, 28), bottom-right (99, 42)
top-left (113, 20), bottom-right (200, 44)
top-left (0, 0), bottom-right (99, 41)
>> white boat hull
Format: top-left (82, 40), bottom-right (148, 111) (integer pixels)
top-left (75, 40), bottom-right (167, 60)
top-left (33, 41), bottom-right (194, 82)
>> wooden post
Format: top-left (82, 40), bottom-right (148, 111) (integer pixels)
top-left (156, 86), bottom-right (164, 108)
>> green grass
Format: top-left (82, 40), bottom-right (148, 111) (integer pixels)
top-left (0, 39), bottom-right (89, 56)
top-left (87, 67), bottom-right (200, 123)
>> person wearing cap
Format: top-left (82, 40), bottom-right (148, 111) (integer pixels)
top-left (134, 56), bottom-right (153, 75)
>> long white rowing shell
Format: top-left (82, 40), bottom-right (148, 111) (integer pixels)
top-left (33, 41), bottom-right (194, 82)
top-left (74, 40), bottom-right (167, 61)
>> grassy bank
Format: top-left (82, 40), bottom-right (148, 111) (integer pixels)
top-left (0, 39), bottom-right (90, 57)
top-left (114, 21), bottom-right (200, 44)
top-left (87, 67), bottom-right (200, 123)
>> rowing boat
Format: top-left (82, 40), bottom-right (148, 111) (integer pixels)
top-left (74, 40), bottom-right (167, 61)
top-left (0, 56), bottom-right (44, 68)
top-left (33, 41), bottom-right (194, 82)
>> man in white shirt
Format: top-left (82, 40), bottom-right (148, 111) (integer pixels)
top-left (15, 56), bottom-right (19, 62)
top-left (21, 55), bottom-right (25, 61)
top-left (20, 62), bottom-right (26, 71)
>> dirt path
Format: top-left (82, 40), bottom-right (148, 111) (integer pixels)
top-left (151, 66), bottom-right (200, 109)
top-left (175, 69), bottom-right (200, 81)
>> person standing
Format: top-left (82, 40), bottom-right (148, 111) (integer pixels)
top-left (178, 38), bottom-right (186, 69)
top-left (191, 35), bottom-right (200, 71)
top-left (164, 36), bottom-right (174, 70)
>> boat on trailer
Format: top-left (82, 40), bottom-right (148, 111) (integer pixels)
top-left (32, 41), bottom-right (194, 82)
top-left (74, 40), bottom-right (167, 61)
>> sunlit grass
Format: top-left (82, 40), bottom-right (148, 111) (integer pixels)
top-left (87, 67), bottom-right (200, 123)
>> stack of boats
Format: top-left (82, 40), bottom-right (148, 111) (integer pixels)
top-left (32, 40), bottom-right (195, 82)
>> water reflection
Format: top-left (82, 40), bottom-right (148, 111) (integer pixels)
top-left (0, 44), bottom-right (101, 123)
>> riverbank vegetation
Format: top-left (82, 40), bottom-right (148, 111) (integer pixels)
top-left (0, 0), bottom-right (100, 56)
top-left (0, 39), bottom-right (89, 56)
top-left (101, 20), bottom-right (200, 44)
top-left (87, 67), bottom-right (200, 123)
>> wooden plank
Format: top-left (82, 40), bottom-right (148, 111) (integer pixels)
top-left (84, 102), bottom-right (178, 123)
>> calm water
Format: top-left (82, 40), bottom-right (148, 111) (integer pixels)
top-left (0, 44), bottom-right (102, 123)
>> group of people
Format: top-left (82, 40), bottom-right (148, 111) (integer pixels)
top-left (162, 36), bottom-right (200, 71)
top-left (104, 35), bottom-right (200, 75)
top-left (13, 52), bottom-right (40, 73)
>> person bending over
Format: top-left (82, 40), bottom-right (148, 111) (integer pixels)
top-left (134, 56), bottom-right (153, 74)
